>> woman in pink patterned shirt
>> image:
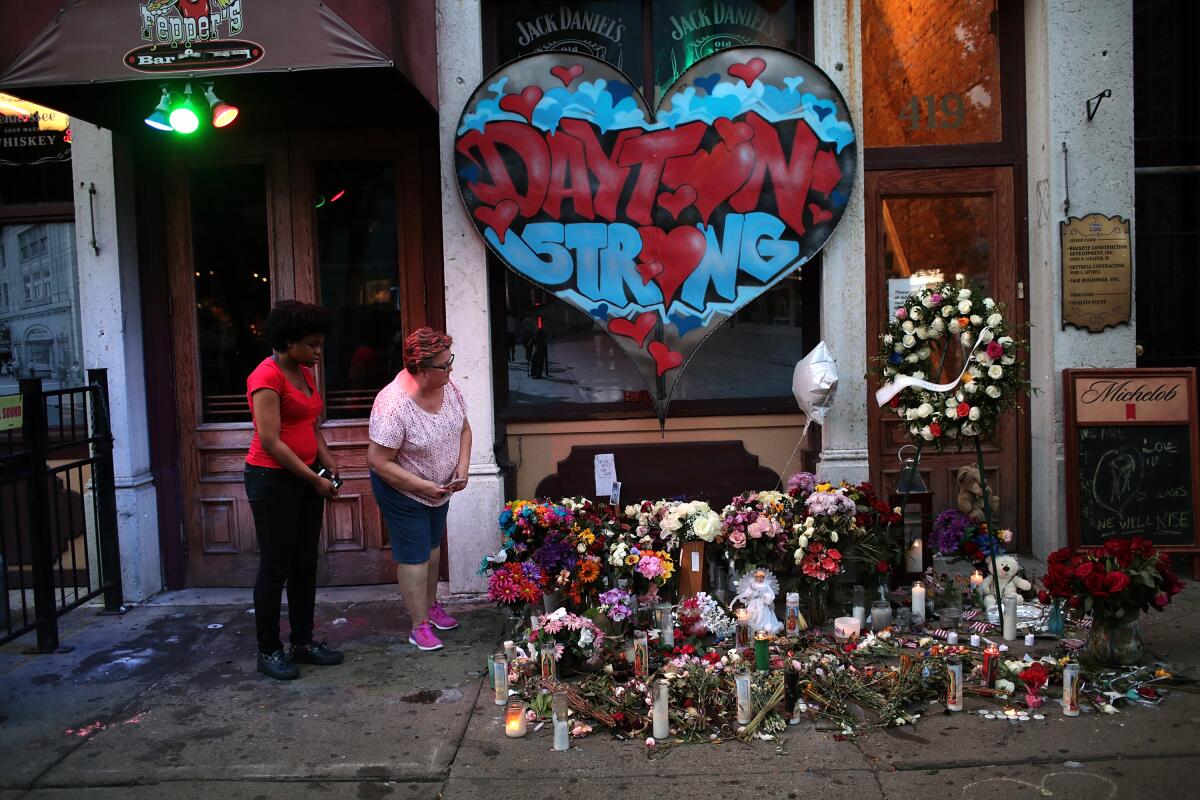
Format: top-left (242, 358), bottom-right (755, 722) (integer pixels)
top-left (367, 328), bottom-right (471, 651)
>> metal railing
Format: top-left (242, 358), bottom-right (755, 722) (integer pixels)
top-left (0, 369), bottom-right (122, 650)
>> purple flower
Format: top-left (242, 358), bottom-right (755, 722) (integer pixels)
top-left (787, 471), bottom-right (817, 496)
top-left (930, 509), bottom-right (973, 556)
top-left (804, 491), bottom-right (856, 519)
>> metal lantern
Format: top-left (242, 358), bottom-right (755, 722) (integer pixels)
top-left (889, 445), bottom-right (933, 582)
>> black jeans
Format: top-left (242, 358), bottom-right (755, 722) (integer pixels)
top-left (245, 463), bottom-right (325, 654)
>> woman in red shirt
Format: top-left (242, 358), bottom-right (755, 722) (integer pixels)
top-left (245, 301), bottom-right (343, 680)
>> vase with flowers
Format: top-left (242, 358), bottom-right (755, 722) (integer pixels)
top-left (1041, 537), bottom-right (1185, 666)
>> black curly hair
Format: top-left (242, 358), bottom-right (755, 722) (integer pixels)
top-left (265, 301), bottom-right (332, 351)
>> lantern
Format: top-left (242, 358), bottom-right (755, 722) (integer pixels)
top-left (889, 445), bottom-right (933, 582)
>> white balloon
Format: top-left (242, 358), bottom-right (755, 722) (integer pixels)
top-left (792, 341), bottom-right (838, 425)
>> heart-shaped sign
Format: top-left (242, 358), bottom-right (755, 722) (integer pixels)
top-left (455, 47), bottom-right (857, 422)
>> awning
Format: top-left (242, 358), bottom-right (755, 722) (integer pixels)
top-left (0, 0), bottom-right (439, 130)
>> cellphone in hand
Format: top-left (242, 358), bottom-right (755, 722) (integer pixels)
top-left (316, 468), bottom-right (343, 490)
top-left (441, 477), bottom-right (467, 490)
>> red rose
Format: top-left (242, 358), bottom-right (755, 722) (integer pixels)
top-left (957, 402), bottom-right (970, 418)
top-left (986, 341), bottom-right (1004, 359)
top-left (1084, 572), bottom-right (1109, 597)
top-left (1068, 596), bottom-right (1082, 609)
top-left (1152, 592), bottom-right (1169, 610)
top-left (930, 422), bottom-right (942, 437)
top-left (877, 559), bottom-right (890, 574)
top-left (1047, 548), bottom-right (1072, 565)
top-left (827, 548), bottom-right (842, 560)
top-left (1074, 561), bottom-right (1095, 579)
top-left (1105, 571), bottom-right (1130, 593)
top-left (1038, 590), bottom-right (1051, 604)
top-left (889, 397), bottom-right (900, 408)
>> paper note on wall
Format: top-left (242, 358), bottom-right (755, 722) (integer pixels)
top-left (594, 454), bottom-right (616, 496)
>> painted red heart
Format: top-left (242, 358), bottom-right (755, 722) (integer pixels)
top-left (473, 199), bottom-right (519, 243)
top-left (808, 202), bottom-right (833, 224)
top-left (499, 86), bottom-right (544, 122)
top-left (636, 260), bottom-right (664, 285)
top-left (550, 64), bottom-right (584, 86)
top-left (638, 226), bottom-right (707, 309)
top-left (608, 312), bottom-right (657, 348)
top-left (728, 57), bottom-right (766, 85)
top-left (714, 118), bottom-right (753, 147)
top-left (662, 142), bottom-right (756, 224)
top-left (656, 185), bottom-right (697, 220)
top-left (649, 341), bottom-right (684, 376)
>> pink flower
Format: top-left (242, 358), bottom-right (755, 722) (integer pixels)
top-left (986, 341), bottom-right (1004, 359)
top-left (728, 530), bottom-right (747, 549)
top-left (637, 556), bottom-right (665, 580)
top-left (747, 517), bottom-right (769, 539)
top-left (896, 308), bottom-right (908, 320)
top-left (931, 293), bottom-right (943, 304)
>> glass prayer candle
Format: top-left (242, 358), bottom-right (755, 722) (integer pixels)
top-left (982, 644), bottom-right (1000, 688)
top-left (734, 670), bottom-right (753, 724)
top-left (852, 585), bottom-right (867, 628)
top-left (652, 679), bottom-right (670, 739)
top-left (905, 537), bottom-right (924, 573)
top-left (946, 655), bottom-right (963, 711)
top-left (870, 600), bottom-right (893, 631)
top-left (623, 635), bottom-right (635, 664)
top-left (969, 570), bottom-right (984, 605)
top-left (552, 693), bottom-right (570, 751)
top-left (633, 630), bottom-right (649, 677)
top-left (833, 616), bottom-right (861, 642)
top-left (1002, 594), bottom-right (1018, 641)
top-left (493, 653), bottom-right (508, 705)
top-left (785, 592), bottom-right (800, 636)
top-left (503, 640), bottom-right (517, 661)
top-left (540, 644), bottom-right (556, 680)
top-left (1062, 661), bottom-right (1080, 716)
top-left (754, 630), bottom-right (770, 671)
top-left (911, 582), bottom-right (926, 626)
top-left (655, 603), bottom-right (674, 648)
top-left (504, 699), bottom-right (528, 737)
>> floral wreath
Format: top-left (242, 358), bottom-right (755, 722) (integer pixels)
top-left (873, 283), bottom-right (1028, 446)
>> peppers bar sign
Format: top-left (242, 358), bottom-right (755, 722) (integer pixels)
top-left (455, 47), bottom-right (857, 421)
top-left (0, 94), bottom-right (70, 167)
top-left (128, 0), bottom-right (263, 73)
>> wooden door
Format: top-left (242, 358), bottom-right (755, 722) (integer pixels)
top-left (865, 167), bottom-right (1030, 550)
top-left (167, 132), bottom-right (435, 586)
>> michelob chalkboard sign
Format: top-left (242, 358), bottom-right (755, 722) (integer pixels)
top-left (1064, 369), bottom-right (1200, 575)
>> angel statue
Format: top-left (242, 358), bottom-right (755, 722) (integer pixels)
top-left (732, 568), bottom-right (783, 635)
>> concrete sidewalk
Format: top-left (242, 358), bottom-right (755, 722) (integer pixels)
top-left (2, 584), bottom-right (1198, 799)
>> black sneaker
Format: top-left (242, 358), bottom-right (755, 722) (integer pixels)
top-left (257, 649), bottom-right (299, 680)
top-left (289, 640), bottom-right (344, 666)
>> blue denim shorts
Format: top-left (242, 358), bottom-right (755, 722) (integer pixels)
top-left (370, 471), bottom-right (449, 564)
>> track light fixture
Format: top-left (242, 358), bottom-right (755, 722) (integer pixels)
top-left (144, 81), bottom-right (239, 134)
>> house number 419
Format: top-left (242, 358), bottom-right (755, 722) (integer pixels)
top-left (899, 93), bottom-right (965, 130)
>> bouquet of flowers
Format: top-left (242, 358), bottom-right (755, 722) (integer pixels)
top-left (1040, 537), bottom-right (1185, 619)
top-left (532, 607), bottom-right (607, 664)
top-left (791, 483), bottom-right (857, 587)
top-left (929, 509), bottom-right (1012, 562)
top-left (720, 490), bottom-right (795, 572)
top-left (597, 587), bottom-right (635, 624)
top-left (485, 561), bottom-right (544, 606)
top-left (624, 500), bottom-right (678, 551)
top-left (662, 500), bottom-right (723, 544)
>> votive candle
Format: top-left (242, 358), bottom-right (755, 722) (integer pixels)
top-left (655, 603), bottom-right (675, 648)
top-left (1024, 633), bottom-right (1036, 648)
top-left (493, 653), bottom-right (508, 705)
top-left (911, 582), bottom-right (926, 626)
top-left (871, 600), bottom-right (893, 631)
top-left (734, 671), bottom-right (753, 724)
top-left (946, 656), bottom-right (964, 711)
top-left (1002, 595), bottom-right (1018, 641)
top-left (552, 693), bottom-right (570, 751)
top-left (503, 640), bottom-right (517, 661)
top-left (754, 630), bottom-right (770, 671)
top-left (834, 616), bottom-right (861, 642)
top-left (735, 609), bottom-right (751, 648)
top-left (652, 679), bottom-right (670, 739)
top-left (982, 644), bottom-right (1000, 688)
top-left (1062, 661), bottom-right (1080, 717)
top-left (905, 538), bottom-right (924, 573)
top-left (633, 630), bottom-right (649, 677)
top-left (970, 633), bottom-right (981, 648)
top-left (785, 592), bottom-right (801, 636)
top-left (852, 584), bottom-right (867, 628)
top-left (504, 699), bottom-right (527, 737)
top-left (947, 631), bottom-right (959, 645)
top-left (969, 570), bottom-right (984, 605)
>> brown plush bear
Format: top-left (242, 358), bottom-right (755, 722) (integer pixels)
top-left (956, 465), bottom-right (999, 522)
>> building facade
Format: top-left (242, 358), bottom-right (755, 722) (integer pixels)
top-left (1, 0), bottom-right (1193, 600)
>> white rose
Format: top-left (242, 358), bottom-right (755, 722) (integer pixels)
top-left (968, 407), bottom-right (981, 421)
top-left (945, 405), bottom-right (958, 418)
top-left (930, 318), bottom-right (944, 332)
top-left (961, 422), bottom-right (979, 436)
top-left (1001, 355), bottom-right (1015, 365)
top-left (970, 314), bottom-right (983, 326)
top-left (831, 532), bottom-right (839, 543)
top-left (964, 382), bottom-right (979, 394)
top-left (917, 403), bottom-right (933, 418)
top-left (948, 320), bottom-right (962, 334)
top-left (799, 535), bottom-right (809, 548)
top-left (985, 385), bottom-right (1002, 398)
top-left (979, 328), bottom-right (994, 343)
top-left (902, 334), bottom-right (916, 348)
top-left (905, 354), bottom-right (918, 363)
top-left (984, 297), bottom-right (995, 309)
top-left (941, 305), bottom-right (953, 317)
top-left (920, 426), bottom-right (934, 441)
top-left (905, 408), bottom-right (918, 421)
top-left (692, 514), bottom-right (718, 542)
top-left (987, 313), bottom-right (1003, 327)
top-left (901, 320), bottom-right (915, 334)
top-left (577, 543), bottom-right (587, 553)
top-left (894, 343), bottom-right (905, 353)
top-left (959, 289), bottom-right (972, 299)
top-left (995, 679), bottom-right (1015, 694)
top-left (999, 336), bottom-right (1013, 346)
top-left (961, 331), bottom-right (974, 345)
top-left (917, 347), bottom-right (931, 359)
top-left (955, 391), bottom-right (965, 402)
top-left (895, 407), bottom-right (905, 418)
top-left (911, 307), bottom-right (923, 320)
top-left (988, 365), bottom-right (1003, 379)
top-left (883, 334), bottom-right (893, 345)
top-left (958, 300), bottom-right (972, 314)
top-left (921, 294), bottom-right (934, 307)
top-left (976, 352), bottom-right (991, 366)
top-left (912, 371), bottom-right (925, 380)
top-left (945, 397), bottom-right (957, 408)
top-left (969, 367), bottom-right (983, 378)
top-left (909, 425), bottom-right (920, 436)
top-left (794, 548), bottom-right (804, 563)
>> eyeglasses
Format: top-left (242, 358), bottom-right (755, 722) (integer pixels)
top-left (424, 353), bottom-right (455, 372)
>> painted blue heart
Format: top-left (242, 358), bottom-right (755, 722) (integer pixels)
top-left (457, 163), bottom-right (480, 183)
top-left (590, 304), bottom-right (610, 322)
top-left (606, 80), bottom-right (634, 104)
top-left (670, 312), bottom-right (703, 336)
top-left (694, 73), bottom-right (720, 95)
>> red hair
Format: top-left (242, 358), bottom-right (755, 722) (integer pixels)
top-left (403, 327), bottom-right (453, 372)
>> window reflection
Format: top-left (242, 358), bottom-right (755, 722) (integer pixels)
top-left (314, 161), bottom-right (403, 420)
top-left (189, 164), bottom-right (271, 423)
top-left (493, 0), bottom-right (644, 86)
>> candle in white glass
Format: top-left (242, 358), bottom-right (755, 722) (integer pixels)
top-left (833, 616), bottom-right (861, 641)
top-left (911, 582), bottom-right (926, 625)
top-left (552, 693), bottom-right (570, 751)
top-left (1002, 595), bottom-right (1018, 641)
top-left (652, 679), bottom-right (670, 739)
top-left (852, 585), bottom-right (867, 628)
top-left (493, 653), bottom-right (508, 706)
top-left (734, 671), bottom-right (753, 725)
top-left (947, 631), bottom-right (959, 645)
top-left (970, 633), bottom-right (981, 647)
top-left (1024, 633), bottom-right (1036, 647)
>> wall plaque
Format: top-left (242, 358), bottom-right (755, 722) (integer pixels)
top-left (1060, 213), bottom-right (1131, 332)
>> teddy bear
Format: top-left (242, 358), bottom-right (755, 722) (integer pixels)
top-left (956, 465), bottom-right (999, 522)
top-left (979, 554), bottom-right (1032, 609)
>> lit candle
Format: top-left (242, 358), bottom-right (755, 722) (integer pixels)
top-left (652, 679), bottom-right (670, 739)
top-left (1024, 633), bottom-right (1036, 648)
top-left (947, 631), bottom-right (959, 645)
top-left (982, 644), bottom-right (1000, 688)
top-left (911, 582), bottom-right (926, 626)
top-left (734, 671), bottom-right (753, 724)
top-left (852, 585), bottom-right (867, 628)
top-left (754, 630), bottom-right (770, 671)
top-left (905, 537), bottom-right (924, 573)
top-left (785, 592), bottom-right (800, 636)
top-left (833, 616), bottom-right (861, 642)
top-left (1002, 595), bottom-right (1018, 641)
top-left (735, 608), bottom-right (751, 648)
top-left (552, 693), bottom-right (570, 751)
top-left (493, 653), bottom-right (508, 705)
top-left (946, 656), bottom-right (963, 711)
top-left (633, 630), bottom-right (649, 677)
top-left (1062, 661), bottom-right (1080, 717)
top-left (969, 570), bottom-right (984, 606)
top-left (655, 603), bottom-right (674, 648)
top-left (504, 699), bottom-right (527, 737)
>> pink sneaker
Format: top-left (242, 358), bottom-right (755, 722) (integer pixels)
top-left (428, 603), bottom-right (459, 631)
top-left (408, 622), bottom-right (444, 651)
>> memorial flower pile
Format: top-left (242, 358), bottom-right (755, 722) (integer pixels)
top-left (929, 509), bottom-right (1011, 561)
top-left (1040, 537), bottom-right (1185, 619)
top-left (532, 607), bottom-right (607, 663)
